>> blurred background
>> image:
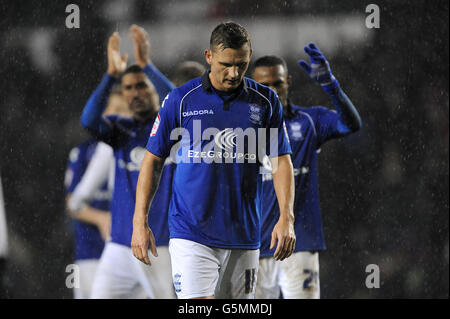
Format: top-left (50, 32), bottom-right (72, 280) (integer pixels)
top-left (0, 0), bottom-right (448, 298)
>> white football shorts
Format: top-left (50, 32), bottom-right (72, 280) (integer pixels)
top-left (255, 251), bottom-right (320, 299)
top-left (169, 238), bottom-right (260, 299)
top-left (90, 242), bottom-right (175, 299)
top-left (73, 259), bottom-right (99, 299)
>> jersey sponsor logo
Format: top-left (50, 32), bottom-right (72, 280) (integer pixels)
top-left (214, 128), bottom-right (236, 151)
top-left (182, 109), bottom-right (214, 117)
top-left (92, 189), bottom-right (112, 201)
top-left (118, 146), bottom-right (146, 171)
top-left (262, 166), bottom-right (309, 182)
top-left (150, 114), bottom-right (160, 137)
top-left (170, 120), bottom-right (282, 164)
top-left (187, 149), bottom-right (257, 161)
top-left (187, 128), bottom-right (257, 162)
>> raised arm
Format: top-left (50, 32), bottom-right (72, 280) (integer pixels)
top-left (270, 154), bottom-right (296, 261)
top-left (298, 42), bottom-right (362, 134)
top-left (129, 25), bottom-right (175, 102)
top-left (81, 32), bottom-right (128, 136)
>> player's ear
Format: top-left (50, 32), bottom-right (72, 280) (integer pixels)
top-left (205, 49), bottom-right (212, 65)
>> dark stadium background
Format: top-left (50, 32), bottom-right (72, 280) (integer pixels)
top-left (0, 0), bottom-right (448, 298)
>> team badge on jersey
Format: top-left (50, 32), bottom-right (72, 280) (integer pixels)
top-left (151, 114), bottom-right (161, 137)
top-left (249, 104), bottom-right (263, 125)
top-left (290, 122), bottom-right (303, 141)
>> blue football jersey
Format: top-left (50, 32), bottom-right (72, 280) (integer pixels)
top-left (260, 104), bottom-right (343, 257)
top-left (147, 72), bottom-right (291, 250)
top-left (65, 139), bottom-right (109, 260)
top-left (98, 115), bottom-right (170, 247)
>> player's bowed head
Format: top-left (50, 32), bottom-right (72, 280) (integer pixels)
top-left (204, 22), bottom-right (253, 92)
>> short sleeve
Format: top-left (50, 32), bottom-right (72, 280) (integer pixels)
top-left (146, 90), bottom-right (180, 158)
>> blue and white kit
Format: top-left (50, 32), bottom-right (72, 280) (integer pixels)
top-left (147, 71), bottom-right (292, 250)
top-left (81, 65), bottom-right (175, 248)
top-left (80, 64), bottom-right (176, 299)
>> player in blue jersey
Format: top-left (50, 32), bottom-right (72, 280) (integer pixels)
top-left (252, 48), bottom-right (362, 298)
top-left (65, 91), bottom-right (130, 299)
top-left (132, 22), bottom-right (296, 299)
top-left (65, 139), bottom-right (111, 299)
top-left (80, 25), bottom-right (177, 299)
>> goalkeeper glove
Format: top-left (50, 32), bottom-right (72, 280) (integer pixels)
top-left (298, 42), bottom-right (338, 90)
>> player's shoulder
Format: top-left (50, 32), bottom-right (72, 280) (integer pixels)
top-left (292, 104), bottom-right (334, 118)
top-left (244, 77), bottom-right (278, 101)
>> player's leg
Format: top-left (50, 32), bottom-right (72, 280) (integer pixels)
top-left (73, 259), bottom-right (99, 299)
top-left (215, 249), bottom-right (259, 299)
top-left (278, 251), bottom-right (320, 299)
top-left (90, 242), bottom-right (142, 299)
top-left (255, 257), bottom-right (281, 299)
top-left (168, 238), bottom-right (228, 299)
top-left (134, 245), bottom-right (176, 299)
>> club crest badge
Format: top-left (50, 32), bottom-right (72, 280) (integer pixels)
top-left (249, 104), bottom-right (263, 125)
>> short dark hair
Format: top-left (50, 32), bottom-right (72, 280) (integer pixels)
top-left (171, 61), bottom-right (206, 87)
top-left (120, 64), bottom-right (144, 84)
top-left (253, 55), bottom-right (288, 74)
top-left (210, 22), bottom-right (251, 51)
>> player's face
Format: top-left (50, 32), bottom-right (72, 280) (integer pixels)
top-left (205, 43), bottom-right (252, 92)
top-left (103, 93), bottom-right (131, 117)
top-left (121, 72), bottom-right (159, 120)
top-left (253, 65), bottom-right (290, 107)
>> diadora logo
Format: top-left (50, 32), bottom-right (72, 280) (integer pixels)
top-left (182, 109), bottom-right (214, 117)
top-left (130, 147), bottom-right (146, 165)
top-left (214, 128), bottom-right (237, 151)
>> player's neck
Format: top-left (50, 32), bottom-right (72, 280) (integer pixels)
top-left (133, 111), bottom-right (156, 123)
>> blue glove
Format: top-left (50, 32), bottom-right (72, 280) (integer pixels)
top-left (298, 43), bottom-right (337, 88)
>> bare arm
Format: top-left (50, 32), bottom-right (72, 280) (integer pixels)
top-left (131, 151), bottom-right (163, 265)
top-left (270, 154), bottom-right (296, 261)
